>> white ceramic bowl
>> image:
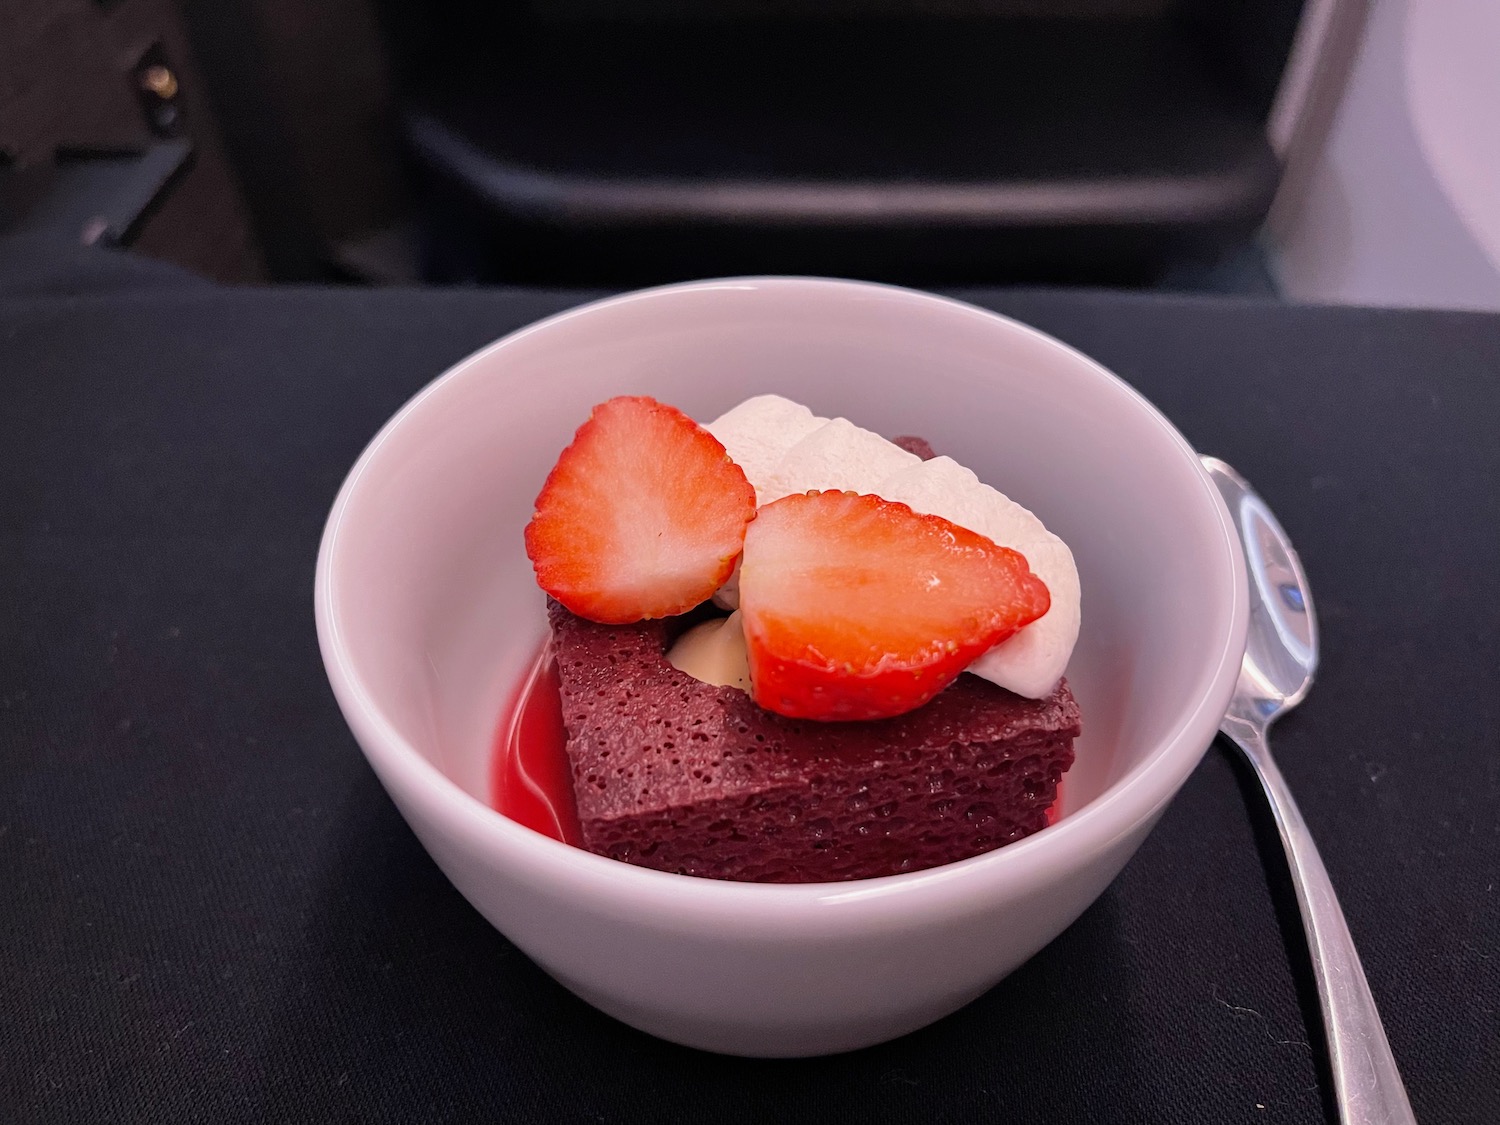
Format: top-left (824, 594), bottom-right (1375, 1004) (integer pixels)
top-left (315, 278), bottom-right (1247, 1057)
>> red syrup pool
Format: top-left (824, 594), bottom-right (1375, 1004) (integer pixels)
top-left (490, 648), bottom-right (583, 847)
top-left (490, 645), bottom-right (1063, 851)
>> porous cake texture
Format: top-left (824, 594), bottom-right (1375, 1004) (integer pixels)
top-left (549, 602), bottom-right (1079, 882)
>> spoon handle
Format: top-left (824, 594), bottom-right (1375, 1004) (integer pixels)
top-left (1222, 718), bottom-right (1417, 1125)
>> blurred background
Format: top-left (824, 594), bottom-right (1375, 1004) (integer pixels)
top-left (2, 0), bottom-right (1496, 308)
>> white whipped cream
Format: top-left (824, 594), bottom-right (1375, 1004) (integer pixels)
top-left (666, 611), bottom-right (753, 691)
top-left (703, 395), bottom-right (824, 504)
top-left (760, 417), bottom-right (921, 503)
top-left (698, 394), bottom-right (1081, 699)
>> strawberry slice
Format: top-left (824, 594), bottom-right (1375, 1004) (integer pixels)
top-left (525, 396), bottom-right (756, 624)
top-left (738, 491), bottom-right (1050, 721)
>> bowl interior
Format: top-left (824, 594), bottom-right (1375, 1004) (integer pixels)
top-left (323, 280), bottom-right (1238, 834)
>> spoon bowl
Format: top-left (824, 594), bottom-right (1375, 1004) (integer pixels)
top-left (1205, 457), bottom-right (1318, 728)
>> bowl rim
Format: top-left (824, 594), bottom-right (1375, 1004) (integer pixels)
top-left (315, 275), bottom-right (1248, 923)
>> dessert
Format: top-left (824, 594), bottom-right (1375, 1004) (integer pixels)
top-left (524, 396), bottom-right (756, 623)
top-left (737, 491), bottom-right (1049, 721)
top-left (511, 394), bottom-right (1083, 882)
top-left (548, 605), bottom-right (1078, 882)
top-left (705, 395), bottom-right (1081, 701)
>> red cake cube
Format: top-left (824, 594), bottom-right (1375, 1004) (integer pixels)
top-left (549, 601), bottom-right (1080, 882)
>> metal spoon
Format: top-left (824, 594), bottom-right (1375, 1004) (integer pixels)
top-left (1203, 456), bottom-right (1415, 1125)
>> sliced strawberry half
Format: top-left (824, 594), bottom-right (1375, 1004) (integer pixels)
top-left (525, 396), bottom-right (756, 623)
top-left (738, 491), bottom-right (1051, 721)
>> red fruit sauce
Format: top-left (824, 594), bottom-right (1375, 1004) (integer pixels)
top-left (490, 649), bottom-right (582, 847)
top-left (490, 646), bottom-right (1062, 851)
